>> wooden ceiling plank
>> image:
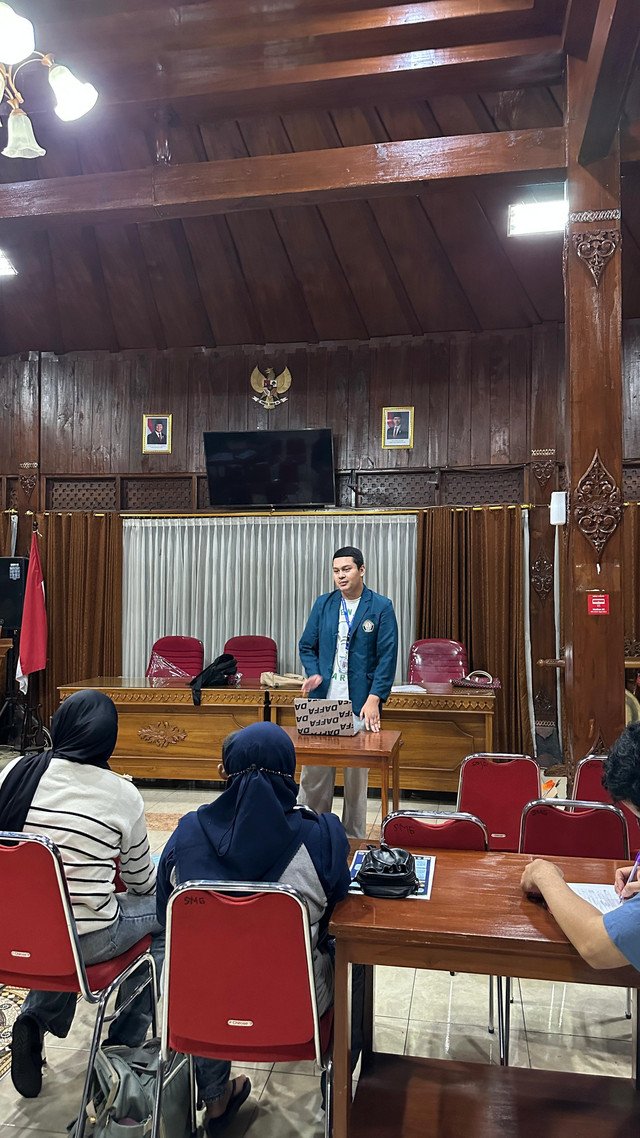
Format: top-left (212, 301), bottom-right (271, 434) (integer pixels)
top-left (182, 216), bottom-right (265, 345)
top-left (577, 0), bottom-right (640, 165)
top-left (562, 0), bottom-right (599, 59)
top-left (137, 218), bottom-right (216, 347)
top-left (0, 128), bottom-right (567, 228)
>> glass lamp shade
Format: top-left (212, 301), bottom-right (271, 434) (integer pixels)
top-left (2, 108), bottom-right (45, 158)
top-left (0, 3), bottom-right (35, 65)
top-left (48, 64), bottom-right (98, 121)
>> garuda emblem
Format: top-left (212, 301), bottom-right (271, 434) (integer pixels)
top-left (250, 365), bottom-right (292, 410)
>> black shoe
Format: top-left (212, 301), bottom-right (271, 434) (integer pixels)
top-left (11, 1014), bottom-right (45, 1098)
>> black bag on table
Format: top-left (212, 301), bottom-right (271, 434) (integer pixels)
top-left (355, 841), bottom-right (419, 899)
top-left (189, 653), bottom-right (237, 705)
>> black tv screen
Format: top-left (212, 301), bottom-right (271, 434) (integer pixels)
top-left (203, 429), bottom-right (336, 508)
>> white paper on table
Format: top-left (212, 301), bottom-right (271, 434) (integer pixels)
top-left (391, 684), bottom-right (426, 693)
top-left (567, 882), bottom-right (620, 914)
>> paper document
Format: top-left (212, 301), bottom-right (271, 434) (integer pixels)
top-left (567, 882), bottom-right (620, 913)
top-left (391, 684), bottom-right (426, 693)
top-left (348, 850), bottom-right (435, 899)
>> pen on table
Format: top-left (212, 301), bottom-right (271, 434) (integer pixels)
top-left (621, 850), bottom-right (640, 902)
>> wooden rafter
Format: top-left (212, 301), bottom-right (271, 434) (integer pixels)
top-left (0, 127), bottom-right (567, 228)
top-left (24, 37), bottom-right (564, 120)
top-left (577, 0), bottom-right (640, 165)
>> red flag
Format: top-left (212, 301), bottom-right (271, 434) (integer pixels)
top-left (16, 532), bottom-right (47, 693)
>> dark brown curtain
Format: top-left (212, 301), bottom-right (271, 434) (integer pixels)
top-left (416, 506), bottom-right (532, 755)
top-left (0, 512), bottom-right (13, 556)
top-left (36, 513), bottom-right (122, 722)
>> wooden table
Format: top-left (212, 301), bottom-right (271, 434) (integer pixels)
top-left (280, 726), bottom-right (401, 821)
top-left (270, 683), bottom-right (495, 794)
top-left (58, 676), bottom-right (266, 779)
top-left (330, 849), bottom-right (640, 1138)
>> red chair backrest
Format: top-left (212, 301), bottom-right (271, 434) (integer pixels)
top-left (146, 636), bottom-right (204, 679)
top-left (458, 755), bottom-right (541, 851)
top-left (408, 639), bottom-right (468, 684)
top-left (0, 835), bottom-right (81, 991)
top-left (574, 756), bottom-right (639, 856)
top-left (382, 811), bottom-right (488, 851)
top-left (166, 885), bottom-right (317, 1061)
top-left (224, 636), bottom-right (277, 679)
top-left (520, 799), bottom-right (629, 859)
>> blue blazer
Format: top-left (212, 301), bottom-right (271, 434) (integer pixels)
top-left (298, 585), bottom-right (398, 717)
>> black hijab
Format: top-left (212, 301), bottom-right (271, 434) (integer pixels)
top-left (0, 689), bottom-right (118, 833)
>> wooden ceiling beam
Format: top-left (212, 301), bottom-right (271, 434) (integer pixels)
top-left (24, 36), bottom-right (564, 121)
top-left (0, 126), bottom-right (566, 229)
top-left (577, 0), bottom-right (640, 165)
top-left (37, 1), bottom-right (561, 65)
top-left (562, 0), bottom-right (599, 59)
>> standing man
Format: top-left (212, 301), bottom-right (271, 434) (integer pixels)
top-left (298, 546), bottom-right (398, 838)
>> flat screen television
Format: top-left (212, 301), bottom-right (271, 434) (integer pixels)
top-left (203, 428), bottom-right (336, 508)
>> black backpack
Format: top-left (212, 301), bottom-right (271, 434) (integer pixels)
top-left (189, 654), bottom-right (238, 705)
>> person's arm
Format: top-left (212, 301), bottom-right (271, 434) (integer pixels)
top-left (156, 833), bottom-right (177, 928)
top-left (368, 602), bottom-right (399, 703)
top-left (521, 859), bottom-right (629, 969)
top-left (299, 598), bottom-right (322, 682)
top-left (119, 804), bottom-right (156, 896)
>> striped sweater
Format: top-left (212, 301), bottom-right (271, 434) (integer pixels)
top-left (0, 756), bottom-right (156, 935)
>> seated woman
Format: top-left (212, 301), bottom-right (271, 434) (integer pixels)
top-left (0, 689), bottom-right (162, 1098)
top-left (156, 721), bottom-right (359, 1136)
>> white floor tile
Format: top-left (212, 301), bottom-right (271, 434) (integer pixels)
top-left (242, 1070), bottom-right (324, 1138)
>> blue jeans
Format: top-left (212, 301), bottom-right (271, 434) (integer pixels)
top-left (19, 893), bottom-right (164, 1046)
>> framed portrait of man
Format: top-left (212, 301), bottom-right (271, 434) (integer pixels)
top-left (382, 406), bottom-right (414, 449)
top-left (142, 414), bottom-right (172, 454)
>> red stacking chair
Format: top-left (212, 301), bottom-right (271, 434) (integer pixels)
top-left (407, 639), bottom-right (468, 684)
top-left (146, 635), bottom-right (204, 679)
top-left (457, 754), bottom-right (541, 852)
top-left (0, 832), bottom-right (157, 1138)
top-left (381, 810), bottom-right (507, 1062)
top-left (152, 882), bottom-right (333, 1138)
top-left (573, 756), bottom-right (638, 857)
top-left (519, 799), bottom-right (629, 859)
top-left (382, 809), bottom-right (488, 851)
top-left (224, 635), bottom-right (277, 679)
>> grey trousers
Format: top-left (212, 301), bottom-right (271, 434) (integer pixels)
top-left (298, 765), bottom-right (369, 838)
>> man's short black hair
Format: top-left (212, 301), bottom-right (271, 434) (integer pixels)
top-left (333, 546), bottom-right (364, 569)
top-left (602, 723), bottom-right (640, 809)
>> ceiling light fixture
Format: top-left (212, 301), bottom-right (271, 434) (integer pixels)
top-left (508, 198), bottom-right (568, 236)
top-left (0, 2), bottom-right (98, 159)
top-left (0, 248), bottom-right (17, 275)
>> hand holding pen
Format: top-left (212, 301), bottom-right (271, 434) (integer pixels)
top-left (615, 850), bottom-right (640, 901)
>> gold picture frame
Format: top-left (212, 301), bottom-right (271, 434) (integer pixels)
top-left (142, 414), bottom-right (172, 454)
top-left (382, 406), bottom-right (414, 449)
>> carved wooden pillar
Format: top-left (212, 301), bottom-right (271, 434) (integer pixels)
top-left (563, 55), bottom-right (625, 772)
top-left (529, 323), bottom-right (563, 767)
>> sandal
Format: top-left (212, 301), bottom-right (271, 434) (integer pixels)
top-left (205, 1076), bottom-right (252, 1135)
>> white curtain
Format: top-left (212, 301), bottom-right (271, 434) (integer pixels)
top-left (122, 514), bottom-right (417, 681)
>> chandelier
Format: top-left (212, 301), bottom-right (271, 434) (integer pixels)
top-left (0, 2), bottom-right (98, 158)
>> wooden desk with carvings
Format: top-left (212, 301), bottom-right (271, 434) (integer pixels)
top-left (58, 676), bottom-right (266, 779)
top-left (330, 849), bottom-right (640, 1138)
top-left (270, 683), bottom-right (495, 794)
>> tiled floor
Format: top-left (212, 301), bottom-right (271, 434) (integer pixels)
top-left (0, 782), bottom-right (632, 1137)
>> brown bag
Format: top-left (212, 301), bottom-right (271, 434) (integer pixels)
top-left (260, 671), bottom-right (305, 689)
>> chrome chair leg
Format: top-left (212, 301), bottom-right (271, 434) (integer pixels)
top-left (488, 976), bottom-right (495, 1034)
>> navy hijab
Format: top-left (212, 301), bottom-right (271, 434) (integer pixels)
top-left (174, 721), bottom-right (305, 884)
top-left (0, 689), bottom-right (118, 833)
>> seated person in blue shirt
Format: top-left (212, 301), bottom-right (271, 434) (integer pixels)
top-left (156, 722), bottom-right (361, 1135)
top-left (521, 723), bottom-right (640, 969)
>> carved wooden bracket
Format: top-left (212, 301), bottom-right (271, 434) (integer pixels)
top-left (572, 228), bottom-right (621, 286)
top-left (138, 722), bottom-right (187, 747)
top-left (625, 638), bottom-right (640, 657)
top-left (18, 461), bottom-right (38, 502)
top-left (586, 724), bottom-right (608, 756)
top-left (531, 547), bottom-right (553, 603)
top-left (531, 460), bottom-right (555, 491)
top-left (533, 689), bottom-right (555, 724)
top-left (574, 449), bottom-right (622, 557)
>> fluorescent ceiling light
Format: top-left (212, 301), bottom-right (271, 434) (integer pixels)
top-left (0, 250), bottom-right (18, 276)
top-left (508, 198), bottom-right (568, 236)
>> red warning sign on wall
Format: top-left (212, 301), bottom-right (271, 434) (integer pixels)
top-left (588, 594), bottom-right (609, 615)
